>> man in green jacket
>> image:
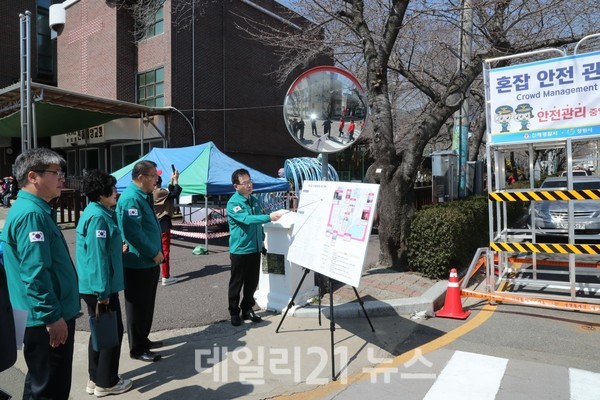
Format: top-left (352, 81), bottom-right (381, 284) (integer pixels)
top-left (227, 168), bottom-right (281, 326)
top-left (116, 160), bottom-right (164, 362)
top-left (1, 148), bottom-right (79, 400)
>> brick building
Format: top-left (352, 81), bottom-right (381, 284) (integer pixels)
top-left (0, 0), bottom-right (331, 176)
top-left (1, 0), bottom-right (325, 177)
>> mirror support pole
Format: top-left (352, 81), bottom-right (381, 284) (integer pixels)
top-left (321, 152), bottom-right (328, 182)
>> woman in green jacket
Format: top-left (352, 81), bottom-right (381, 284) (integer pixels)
top-left (76, 170), bottom-right (132, 397)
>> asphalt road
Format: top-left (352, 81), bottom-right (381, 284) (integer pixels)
top-left (59, 228), bottom-right (234, 332)
top-left (431, 300), bottom-right (600, 372)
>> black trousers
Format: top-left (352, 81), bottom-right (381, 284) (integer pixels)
top-left (22, 317), bottom-right (76, 400)
top-left (81, 293), bottom-right (124, 388)
top-left (123, 266), bottom-right (160, 356)
top-left (228, 252), bottom-right (261, 316)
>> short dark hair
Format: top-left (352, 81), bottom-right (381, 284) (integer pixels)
top-left (156, 175), bottom-right (163, 186)
top-left (131, 160), bottom-right (157, 181)
top-left (231, 168), bottom-right (250, 185)
top-left (14, 148), bottom-right (66, 187)
top-left (82, 169), bottom-right (116, 202)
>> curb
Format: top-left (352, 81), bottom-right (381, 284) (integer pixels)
top-left (291, 280), bottom-right (448, 318)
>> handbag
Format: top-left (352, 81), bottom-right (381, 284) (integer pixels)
top-left (89, 302), bottom-right (119, 352)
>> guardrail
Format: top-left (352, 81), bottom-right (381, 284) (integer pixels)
top-left (52, 189), bottom-right (85, 225)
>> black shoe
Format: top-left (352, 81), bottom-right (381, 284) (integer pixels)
top-left (131, 351), bottom-right (161, 362)
top-left (231, 315), bottom-right (242, 326)
top-left (147, 339), bottom-right (163, 349)
top-left (242, 310), bottom-right (262, 323)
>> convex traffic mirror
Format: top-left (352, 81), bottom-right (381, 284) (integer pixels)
top-left (283, 66), bottom-right (368, 153)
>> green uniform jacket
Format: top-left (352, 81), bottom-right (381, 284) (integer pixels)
top-left (116, 182), bottom-right (162, 269)
top-left (76, 201), bottom-right (124, 300)
top-left (227, 192), bottom-right (270, 255)
top-left (0, 190), bottom-right (79, 327)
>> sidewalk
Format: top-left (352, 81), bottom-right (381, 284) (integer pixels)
top-left (0, 206), bottom-right (449, 400)
top-left (286, 233), bottom-right (446, 319)
top-left (7, 312), bottom-right (458, 400)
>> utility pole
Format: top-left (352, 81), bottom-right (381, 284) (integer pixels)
top-left (452, 0), bottom-right (473, 197)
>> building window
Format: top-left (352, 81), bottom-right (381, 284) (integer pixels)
top-left (138, 6), bottom-right (164, 41)
top-left (110, 146), bottom-right (122, 173)
top-left (66, 150), bottom-right (76, 177)
top-left (36, 0), bottom-right (54, 78)
top-left (80, 148), bottom-right (105, 173)
top-left (137, 67), bottom-right (164, 107)
top-left (110, 140), bottom-right (163, 171)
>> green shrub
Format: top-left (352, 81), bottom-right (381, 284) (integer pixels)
top-left (407, 197), bottom-right (489, 279)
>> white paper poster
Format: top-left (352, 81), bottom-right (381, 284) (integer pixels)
top-left (287, 181), bottom-right (379, 287)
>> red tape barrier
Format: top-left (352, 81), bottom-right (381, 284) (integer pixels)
top-left (172, 217), bottom-right (229, 228)
top-left (170, 229), bottom-right (230, 240)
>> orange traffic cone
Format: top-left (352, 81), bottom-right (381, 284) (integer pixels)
top-left (435, 268), bottom-right (471, 320)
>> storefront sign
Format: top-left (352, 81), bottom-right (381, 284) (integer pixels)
top-left (65, 125), bottom-right (104, 145)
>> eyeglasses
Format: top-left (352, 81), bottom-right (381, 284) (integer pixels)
top-left (35, 170), bottom-right (65, 179)
top-left (238, 180), bottom-right (253, 186)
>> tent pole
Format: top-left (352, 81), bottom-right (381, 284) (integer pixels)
top-left (205, 196), bottom-right (208, 252)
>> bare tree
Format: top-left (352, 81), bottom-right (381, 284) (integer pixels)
top-left (111, 0), bottom-right (217, 40)
top-left (123, 1), bottom-right (598, 268)
top-left (236, 0), bottom-right (600, 269)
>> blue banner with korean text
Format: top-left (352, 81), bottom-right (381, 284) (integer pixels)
top-left (487, 51), bottom-right (600, 144)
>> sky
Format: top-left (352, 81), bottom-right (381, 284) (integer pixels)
top-left (275, 0), bottom-right (301, 12)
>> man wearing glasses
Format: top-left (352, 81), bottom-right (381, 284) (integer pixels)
top-left (1, 148), bottom-right (79, 399)
top-left (227, 168), bottom-right (281, 326)
top-left (116, 160), bottom-right (164, 362)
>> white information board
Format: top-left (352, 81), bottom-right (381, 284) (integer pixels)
top-left (287, 180), bottom-right (380, 287)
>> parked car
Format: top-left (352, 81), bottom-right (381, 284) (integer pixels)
top-left (560, 169), bottom-right (590, 177)
top-left (531, 176), bottom-right (600, 235)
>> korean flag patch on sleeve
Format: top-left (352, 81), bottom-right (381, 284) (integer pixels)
top-left (29, 231), bottom-right (45, 242)
top-left (128, 208), bottom-right (139, 216)
top-left (96, 230), bottom-right (107, 238)
top-left (233, 206), bottom-right (242, 213)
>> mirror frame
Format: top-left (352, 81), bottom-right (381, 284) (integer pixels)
top-left (283, 66), bottom-right (368, 154)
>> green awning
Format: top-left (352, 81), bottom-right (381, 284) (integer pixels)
top-left (0, 82), bottom-right (168, 138)
top-left (0, 102), bottom-right (130, 137)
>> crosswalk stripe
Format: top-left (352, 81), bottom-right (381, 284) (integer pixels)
top-left (423, 351), bottom-right (508, 400)
top-left (570, 368), bottom-right (600, 400)
top-left (331, 348), bottom-right (599, 400)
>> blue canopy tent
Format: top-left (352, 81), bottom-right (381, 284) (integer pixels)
top-left (112, 141), bottom-right (290, 195)
top-left (111, 142), bottom-right (290, 250)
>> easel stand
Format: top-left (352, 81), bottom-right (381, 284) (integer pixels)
top-left (276, 271), bottom-right (375, 381)
top-left (275, 267), bottom-right (311, 333)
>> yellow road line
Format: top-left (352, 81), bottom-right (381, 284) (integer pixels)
top-left (275, 303), bottom-right (497, 399)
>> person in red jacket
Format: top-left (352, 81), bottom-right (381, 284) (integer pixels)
top-left (347, 119), bottom-right (356, 143)
top-left (338, 117), bottom-right (345, 137)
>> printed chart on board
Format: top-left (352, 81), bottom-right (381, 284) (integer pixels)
top-left (287, 180), bottom-right (380, 287)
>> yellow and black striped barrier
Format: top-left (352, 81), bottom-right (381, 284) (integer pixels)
top-left (490, 241), bottom-right (600, 255)
top-left (489, 189), bottom-right (600, 202)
